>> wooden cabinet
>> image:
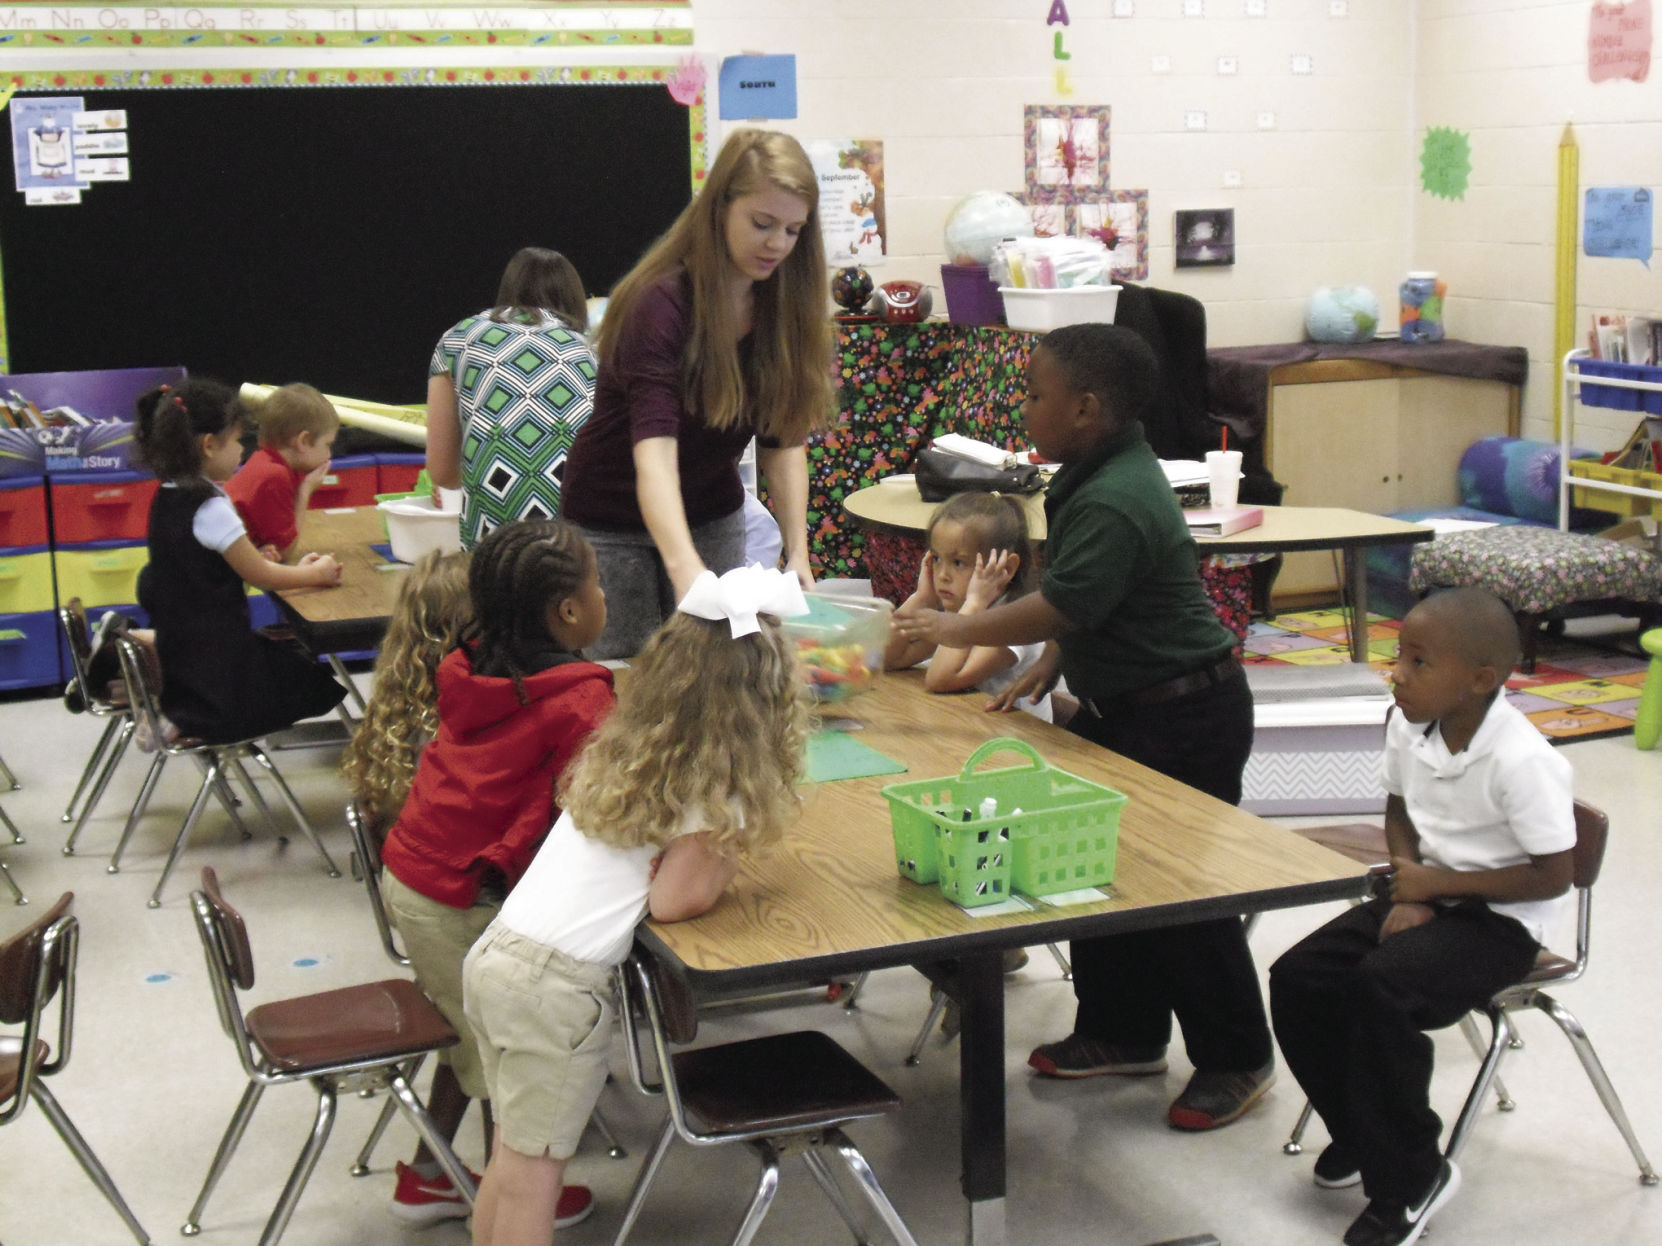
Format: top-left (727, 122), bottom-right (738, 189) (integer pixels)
top-left (1265, 360), bottom-right (1519, 604)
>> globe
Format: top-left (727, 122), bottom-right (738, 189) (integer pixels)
top-left (1305, 285), bottom-right (1381, 343)
top-left (943, 191), bottom-right (1035, 267)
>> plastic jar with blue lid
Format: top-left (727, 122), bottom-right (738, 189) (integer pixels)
top-left (1399, 271), bottom-right (1446, 343)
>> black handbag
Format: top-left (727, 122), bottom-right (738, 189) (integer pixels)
top-left (914, 447), bottom-right (1043, 502)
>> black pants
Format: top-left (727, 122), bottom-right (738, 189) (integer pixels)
top-left (1065, 668), bottom-right (1272, 1072)
top-left (1269, 896), bottom-right (1539, 1202)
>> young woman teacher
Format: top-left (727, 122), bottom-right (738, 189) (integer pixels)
top-left (559, 128), bottom-right (832, 659)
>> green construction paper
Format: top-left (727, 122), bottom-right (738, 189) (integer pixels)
top-left (1420, 126), bottom-right (1471, 201)
top-left (805, 730), bottom-right (908, 783)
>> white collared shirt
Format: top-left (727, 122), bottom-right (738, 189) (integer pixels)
top-left (1383, 699), bottom-right (1575, 945)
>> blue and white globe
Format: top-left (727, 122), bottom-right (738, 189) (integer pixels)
top-left (943, 191), bottom-right (1034, 267)
top-left (1305, 285), bottom-right (1381, 343)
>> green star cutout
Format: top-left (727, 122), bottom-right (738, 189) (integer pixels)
top-left (1420, 126), bottom-right (1471, 201)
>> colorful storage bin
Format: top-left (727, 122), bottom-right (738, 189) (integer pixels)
top-left (0, 546), bottom-right (57, 615)
top-left (0, 609), bottom-right (61, 690)
top-left (1568, 460), bottom-right (1659, 518)
top-left (1576, 360), bottom-right (1662, 415)
top-left (53, 541), bottom-right (149, 610)
top-left (882, 737), bottom-right (1127, 907)
top-left (376, 452), bottom-right (426, 495)
top-left (0, 478), bottom-right (49, 550)
top-left (49, 470), bottom-right (158, 544)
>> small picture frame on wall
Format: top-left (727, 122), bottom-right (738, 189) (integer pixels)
top-left (1174, 208), bottom-right (1235, 268)
top-left (1024, 200), bottom-right (1069, 238)
top-left (1025, 104), bottom-right (1110, 202)
top-left (1075, 191), bottom-right (1149, 280)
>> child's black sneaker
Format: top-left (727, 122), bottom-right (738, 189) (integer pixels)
top-left (1313, 1141), bottom-right (1362, 1189)
top-left (1342, 1159), bottom-right (1460, 1246)
top-left (1027, 1034), bottom-right (1168, 1078)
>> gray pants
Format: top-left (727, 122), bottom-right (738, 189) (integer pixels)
top-left (575, 508), bottom-right (747, 659)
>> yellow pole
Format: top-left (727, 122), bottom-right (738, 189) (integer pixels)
top-left (1553, 121), bottom-right (1579, 438)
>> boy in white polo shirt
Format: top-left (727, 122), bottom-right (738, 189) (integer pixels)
top-left (1270, 587), bottom-right (1575, 1246)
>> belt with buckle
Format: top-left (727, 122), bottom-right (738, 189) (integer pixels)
top-left (1081, 655), bottom-right (1243, 716)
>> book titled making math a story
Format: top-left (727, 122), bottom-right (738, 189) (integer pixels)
top-left (1185, 505), bottom-right (1264, 537)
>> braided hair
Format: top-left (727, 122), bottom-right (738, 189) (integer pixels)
top-left (465, 519), bottom-right (595, 701)
top-left (132, 378), bottom-right (245, 493)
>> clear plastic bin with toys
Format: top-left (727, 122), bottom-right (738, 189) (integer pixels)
top-left (782, 591), bottom-right (893, 704)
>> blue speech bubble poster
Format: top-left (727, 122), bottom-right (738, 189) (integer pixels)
top-left (1584, 187), bottom-right (1653, 267)
top-left (718, 55), bottom-right (797, 121)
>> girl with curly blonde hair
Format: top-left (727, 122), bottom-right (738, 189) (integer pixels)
top-left (461, 568), bottom-right (811, 1246)
top-left (340, 550), bottom-right (473, 829)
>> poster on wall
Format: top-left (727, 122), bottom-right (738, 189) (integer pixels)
top-left (1024, 104), bottom-right (1110, 202)
top-left (807, 139), bottom-right (886, 262)
top-left (10, 96), bottom-right (87, 203)
top-left (1077, 192), bottom-right (1149, 279)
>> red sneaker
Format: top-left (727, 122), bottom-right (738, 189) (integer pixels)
top-left (388, 1160), bottom-right (477, 1224)
top-left (387, 1160), bottom-right (595, 1228)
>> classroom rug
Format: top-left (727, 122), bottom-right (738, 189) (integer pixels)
top-left (1241, 609), bottom-right (1648, 744)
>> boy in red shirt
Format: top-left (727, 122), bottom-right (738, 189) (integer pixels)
top-left (227, 383), bottom-right (339, 561)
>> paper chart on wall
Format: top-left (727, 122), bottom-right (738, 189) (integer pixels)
top-left (807, 138), bottom-right (886, 263)
top-left (10, 97), bottom-right (131, 204)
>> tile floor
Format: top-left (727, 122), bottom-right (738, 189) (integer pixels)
top-left (2, 663), bottom-right (1660, 1246)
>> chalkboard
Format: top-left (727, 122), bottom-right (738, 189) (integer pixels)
top-left (1, 82), bottom-right (694, 403)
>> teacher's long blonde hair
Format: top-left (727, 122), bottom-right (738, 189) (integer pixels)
top-left (595, 128), bottom-right (833, 445)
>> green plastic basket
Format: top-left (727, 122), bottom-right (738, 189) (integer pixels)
top-left (882, 737), bottom-right (1126, 904)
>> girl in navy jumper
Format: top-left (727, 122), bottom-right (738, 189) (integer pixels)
top-left (133, 379), bottom-right (345, 745)
top-left (375, 519), bottom-right (614, 1228)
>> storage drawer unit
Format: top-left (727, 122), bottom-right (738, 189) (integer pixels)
top-left (0, 546), bottom-right (57, 615)
top-left (0, 609), bottom-right (61, 690)
top-left (53, 541), bottom-right (149, 612)
top-left (0, 477), bottom-right (49, 548)
top-left (49, 470), bottom-right (158, 544)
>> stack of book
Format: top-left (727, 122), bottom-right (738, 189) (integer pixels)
top-left (1589, 313), bottom-right (1659, 365)
top-left (1184, 505), bottom-right (1263, 537)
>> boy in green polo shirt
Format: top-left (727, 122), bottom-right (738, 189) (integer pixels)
top-left (894, 322), bottom-right (1271, 1131)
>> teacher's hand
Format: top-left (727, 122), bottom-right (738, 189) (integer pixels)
top-left (987, 641), bottom-right (1061, 713)
top-left (893, 601), bottom-right (954, 649)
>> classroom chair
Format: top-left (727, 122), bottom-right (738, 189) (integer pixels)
top-left (0, 806), bottom-right (23, 905)
top-left (340, 798), bottom-right (628, 1171)
top-left (614, 941), bottom-right (920, 1246)
top-left (0, 893), bottom-right (153, 1244)
top-left (0, 745), bottom-right (16, 792)
top-left (56, 602), bottom-right (140, 854)
top-left (1281, 805), bottom-right (1659, 1186)
top-left (105, 635), bottom-right (342, 908)
top-left (904, 943), bottom-right (1073, 1067)
top-left (183, 867), bottom-right (475, 1246)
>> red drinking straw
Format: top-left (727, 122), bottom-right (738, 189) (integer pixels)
top-left (1221, 426), bottom-right (1228, 452)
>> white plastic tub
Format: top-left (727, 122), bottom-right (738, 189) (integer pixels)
top-left (997, 284), bottom-right (1121, 333)
top-left (377, 496), bottom-right (462, 563)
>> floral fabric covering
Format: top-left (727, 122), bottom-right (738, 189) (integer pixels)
top-left (1410, 525), bottom-right (1662, 616)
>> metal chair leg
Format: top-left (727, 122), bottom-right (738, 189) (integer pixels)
top-left (905, 989), bottom-right (951, 1066)
top-left (613, 1117), bottom-right (678, 1246)
top-left (351, 1094), bottom-right (402, 1177)
top-left (804, 1144), bottom-right (872, 1245)
top-left (732, 1138), bottom-right (783, 1246)
top-left (841, 970), bottom-right (871, 1011)
top-left (259, 1082), bottom-right (338, 1246)
top-left (1045, 942), bottom-right (1072, 979)
top-left (1, 800), bottom-right (24, 852)
top-left (0, 853), bottom-right (22, 905)
top-left (31, 1082), bottom-right (153, 1245)
top-left (0, 749), bottom-right (16, 790)
top-left (149, 761), bottom-right (219, 909)
top-left (194, 751), bottom-right (252, 840)
top-left (228, 753), bottom-right (285, 841)
top-left (184, 1080), bottom-right (267, 1236)
top-left (591, 1105), bottom-right (628, 1158)
top-left (109, 753), bottom-right (167, 874)
top-left (61, 715), bottom-right (121, 825)
top-left (1445, 1005), bottom-right (1517, 1164)
top-left (387, 1069), bottom-right (476, 1205)
top-left (1282, 1100), bottom-right (1316, 1155)
top-left (65, 720), bottom-right (136, 854)
top-left (1538, 991), bottom-right (1661, 1185)
top-left (246, 744), bottom-right (341, 877)
top-left (1457, 1011), bottom-right (1512, 1109)
top-left (828, 1127), bottom-right (920, 1246)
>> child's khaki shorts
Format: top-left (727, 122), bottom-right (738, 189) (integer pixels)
top-left (462, 922), bottom-right (616, 1160)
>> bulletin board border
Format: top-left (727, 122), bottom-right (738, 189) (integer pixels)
top-left (0, 65), bottom-right (708, 373)
top-left (0, 2), bottom-right (692, 50)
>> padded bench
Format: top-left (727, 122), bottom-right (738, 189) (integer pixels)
top-left (1409, 524), bottom-right (1662, 671)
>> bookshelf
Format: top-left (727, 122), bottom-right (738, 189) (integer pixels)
top-left (1559, 350), bottom-right (1662, 529)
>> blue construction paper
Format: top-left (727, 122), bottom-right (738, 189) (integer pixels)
top-left (1584, 187), bottom-right (1653, 267)
top-left (718, 55), bottom-right (797, 120)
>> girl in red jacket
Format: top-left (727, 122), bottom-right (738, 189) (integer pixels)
top-left (377, 519), bottom-right (614, 1228)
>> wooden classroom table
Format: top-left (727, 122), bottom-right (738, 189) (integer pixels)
top-left (638, 670), bottom-right (1367, 1245)
top-left (843, 483), bottom-right (1433, 663)
top-left (268, 505), bottom-right (405, 655)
